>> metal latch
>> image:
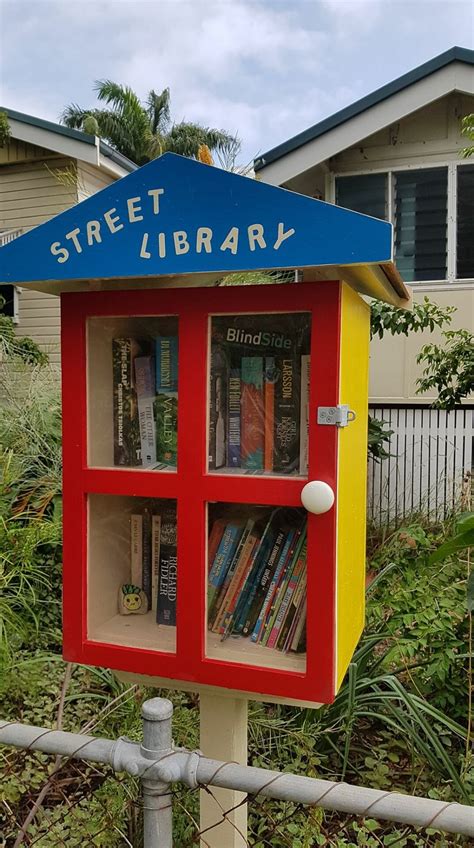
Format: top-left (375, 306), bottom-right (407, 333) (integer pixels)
top-left (317, 405), bottom-right (356, 427)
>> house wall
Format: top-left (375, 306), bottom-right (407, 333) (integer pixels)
top-left (0, 145), bottom-right (117, 364)
top-left (280, 93), bottom-right (474, 404)
top-left (326, 93), bottom-right (474, 404)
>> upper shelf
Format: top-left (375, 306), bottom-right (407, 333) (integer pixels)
top-left (0, 153), bottom-right (410, 308)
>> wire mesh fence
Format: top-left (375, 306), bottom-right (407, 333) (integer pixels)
top-left (1, 697), bottom-right (473, 847)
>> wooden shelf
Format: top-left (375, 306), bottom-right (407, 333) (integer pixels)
top-left (206, 631), bottom-right (306, 672)
top-left (90, 612), bottom-right (176, 653)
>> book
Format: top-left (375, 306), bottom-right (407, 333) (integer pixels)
top-left (130, 514), bottom-right (143, 588)
top-left (142, 508), bottom-right (152, 606)
top-left (207, 518), bottom-right (227, 573)
top-left (113, 338), bottom-right (142, 466)
top-left (154, 392), bottom-right (177, 467)
top-left (151, 514), bottom-right (161, 614)
top-left (212, 531), bottom-right (260, 635)
top-left (208, 522), bottom-right (244, 608)
top-left (157, 507), bottom-right (177, 626)
top-left (299, 355), bottom-right (310, 476)
top-left (260, 523), bottom-right (307, 646)
top-left (208, 518), bottom-right (255, 629)
top-left (264, 357), bottom-right (276, 472)
top-left (241, 527), bottom-right (286, 636)
top-left (241, 357), bottom-right (264, 470)
top-left (209, 343), bottom-right (228, 470)
top-left (156, 336), bottom-right (178, 394)
top-left (273, 356), bottom-right (300, 475)
top-left (135, 356), bottom-right (157, 468)
top-left (290, 599), bottom-right (307, 652)
top-left (275, 553), bottom-right (307, 650)
top-left (227, 366), bottom-right (241, 468)
top-left (251, 526), bottom-right (296, 643)
top-left (267, 547), bottom-right (306, 650)
top-left (221, 510), bottom-right (278, 639)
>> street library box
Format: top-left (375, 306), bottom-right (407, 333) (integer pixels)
top-left (1, 153), bottom-right (410, 706)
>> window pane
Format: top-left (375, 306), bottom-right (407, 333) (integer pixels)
top-left (206, 502), bottom-right (307, 671)
top-left (394, 168), bottom-right (448, 282)
top-left (88, 495), bottom-right (177, 653)
top-left (335, 173), bottom-right (387, 220)
top-left (208, 313), bottom-right (311, 477)
top-left (0, 285), bottom-right (15, 318)
top-left (87, 316), bottom-right (178, 471)
top-left (457, 165), bottom-right (474, 279)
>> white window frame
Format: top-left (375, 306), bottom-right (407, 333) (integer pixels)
top-left (331, 161), bottom-right (474, 288)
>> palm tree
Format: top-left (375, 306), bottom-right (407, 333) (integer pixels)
top-left (61, 80), bottom-right (240, 166)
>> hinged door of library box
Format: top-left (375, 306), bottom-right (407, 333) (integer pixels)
top-left (62, 280), bottom-right (368, 705)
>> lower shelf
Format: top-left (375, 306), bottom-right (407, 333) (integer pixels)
top-left (89, 612), bottom-right (176, 653)
top-left (88, 614), bottom-right (306, 672)
top-left (206, 631), bottom-right (306, 672)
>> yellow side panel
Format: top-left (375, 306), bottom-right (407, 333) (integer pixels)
top-left (336, 284), bottom-right (370, 690)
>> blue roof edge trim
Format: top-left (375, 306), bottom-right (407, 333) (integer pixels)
top-left (254, 46), bottom-right (474, 171)
top-left (0, 152), bottom-right (401, 291)
top-left (1, 107), bottom-right (137, 172)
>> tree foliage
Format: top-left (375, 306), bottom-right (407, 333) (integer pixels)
top-left (0, 110), bottom-right (11, 147)
top-left (0, 296), bottom-right (48, 366)
top-left (370, 296), bottom-right (455, 340)
top-left (460, 112), bottom-right (474, 158)
top-left (61, 80), bottom-right (240, 166)
top-left (416, 328), bottom-right (474, 409)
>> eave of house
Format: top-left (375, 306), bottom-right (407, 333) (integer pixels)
top-left (1, 107), bottom-right (137, 179)
top-left (256, 48), bottom-right (474, 187)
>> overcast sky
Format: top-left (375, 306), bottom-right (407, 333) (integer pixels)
top-left (1, 0), bottom-right (473, 165)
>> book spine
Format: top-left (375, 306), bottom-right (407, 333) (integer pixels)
top-left (154, 392), bottom-right (177, 467)
top-left (135, 356), bottom-right (157, 468)
top-left (157, 508), bottom-right (177, 625)
top-left (260, 524), bottom-right (307, 646)
top-left (241, 357), bottom-right (264, 470)
top-left (213, 533), bottom-right (259, 634)
top-left (277, 558), bottom-right (307, 651)
top-left (227, 367), bottom-right (241, 468)
top-left (113, 338), bottom-right (142, 467)
top-left (151, 514), bottom-right (161, 614)
top-left (156, 336), bottom-right (178, 393)
top-left (264, 357), bottom-right (276, 472)
top-left (242, 528), bottom-right (285, 636)
top-left (130, 514), bottom-right (143, 587)
top-left (208, 523), bottom-right (242, 607)
top-left (291, 599), bottom-right (307, 652)
top-left (142, 509), bottom-right (152, 606)
top-left (284, 582), bottom-right (307, 652)
top-left (231, 532), bottom-right (276, 635)
top-left (299, 355), bottom-right (310, 476)
top-left (267, 540), bottom-right (307, 650)
top-left (209, 520), bottom-right (253, 628)
top-left (207, 518), bottom-right (226, 573)
top-left (209, 344), bottom-right (228, 470)
top-left (252, 528), bottom-right (295, 643)
top-left (273, 356), bottom-right (300, 474)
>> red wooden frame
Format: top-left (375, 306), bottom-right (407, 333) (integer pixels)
top-left (61, 282), bottom-right (342, 704)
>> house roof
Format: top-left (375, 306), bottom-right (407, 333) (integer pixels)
top-left (1, 107), bottom-right (137, 177)
top-left (254, 46), bottom-right (474, 175)
top-left (0, 152), bottom-right (410, 307)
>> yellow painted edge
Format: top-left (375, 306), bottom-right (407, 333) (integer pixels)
top-left (336, 283), bottom-right (370, 690)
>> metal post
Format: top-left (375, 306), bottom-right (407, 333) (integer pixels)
top-left (141, 697), bottom-right (174, 848)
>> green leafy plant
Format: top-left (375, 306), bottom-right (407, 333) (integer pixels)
top-left (0, 110), bottom-right (10, 146)
top-left (370, 297), bottom-right (455, 340)
top-left (460, 112), bottom-right (474, 158)
top-left (416, 329), bottom-right (474, 409)
top-left (368, 414), bottom-right (393, 461)
top-left (61, 80), bottom-right (240, 166)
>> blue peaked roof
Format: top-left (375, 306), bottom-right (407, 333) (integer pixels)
top-left (0, 153), bottom-right (409, 305)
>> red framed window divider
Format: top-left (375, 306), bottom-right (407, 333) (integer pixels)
top-left (61, 282), bottom-right (342, 704)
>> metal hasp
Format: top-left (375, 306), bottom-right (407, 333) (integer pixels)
top-left (317, 405), bottom-right (356, 427)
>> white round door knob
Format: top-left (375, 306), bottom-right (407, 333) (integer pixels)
top-left (301, 481), bottom-right (335, 514)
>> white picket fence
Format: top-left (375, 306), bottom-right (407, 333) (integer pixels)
top-left (368, 405), bottom-right (473, 525)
